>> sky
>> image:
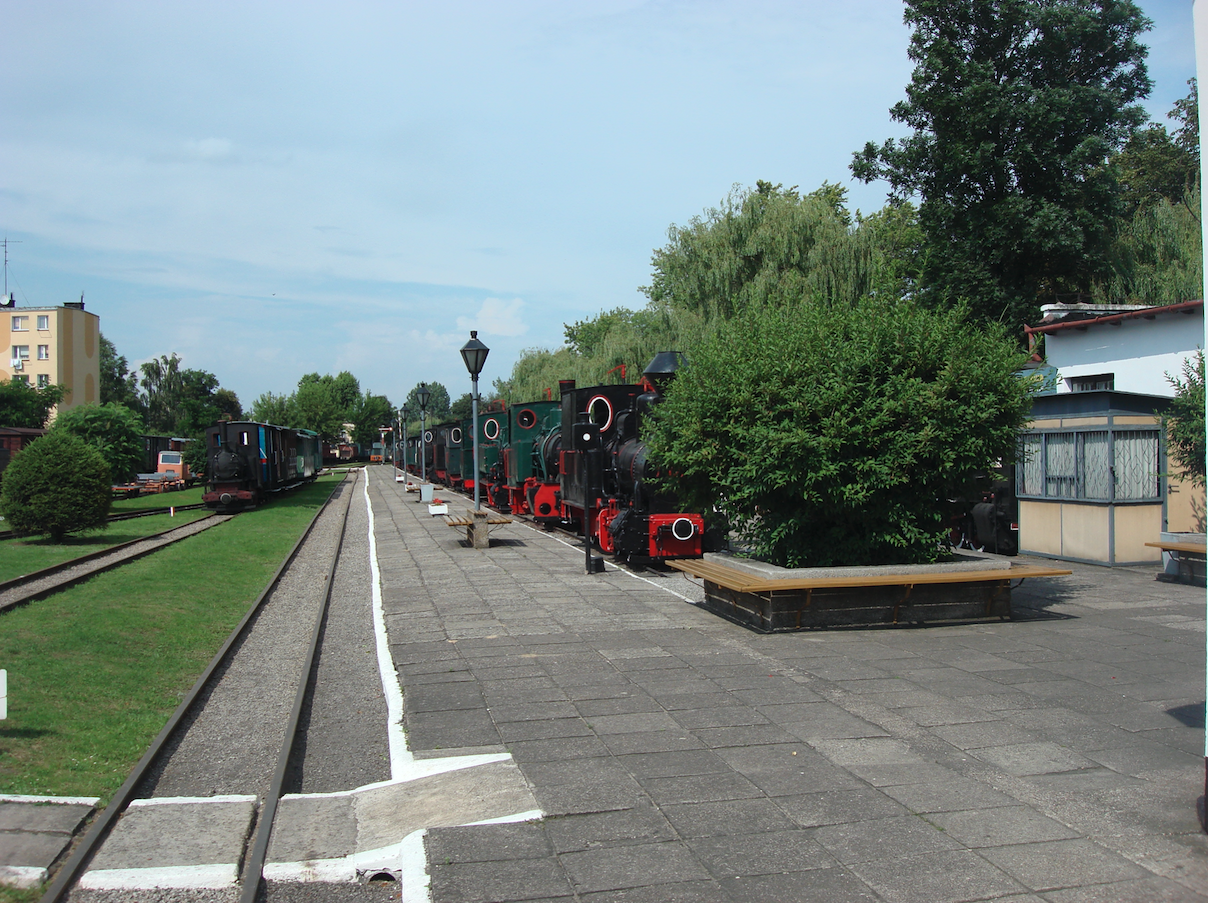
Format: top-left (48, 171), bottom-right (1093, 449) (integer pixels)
top-left (1, 0), bottom-right (1198, 411)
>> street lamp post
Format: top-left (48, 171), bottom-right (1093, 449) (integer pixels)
top-left (400, 406), bottom-right (408, 475)
top-left (459, 331), bottom-right (489, 511)
top-left (416, 383), bottom-right (430, 484)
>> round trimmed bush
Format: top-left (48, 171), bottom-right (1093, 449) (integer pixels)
top-left (0, 430), bottom-right (111, 541)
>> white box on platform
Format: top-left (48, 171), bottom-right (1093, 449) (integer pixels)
top-left (428, 503), bottom-right (449, 515)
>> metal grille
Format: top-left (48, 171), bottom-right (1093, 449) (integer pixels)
top-left (1018, 433), bottom-right (1042, 496)
top-left (1079, 431), bottom-right (1111, 500)
top-left (1044, 432), bottom-right (1076, 498)
top-left (1113, 431), bottom-right (1159, 500)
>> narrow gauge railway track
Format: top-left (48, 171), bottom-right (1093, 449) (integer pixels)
top-left (0, 513), bottom-right (228, 614)
top-left (0, 503), bottom-right (208, 542)
top-left (40, 470), bottom-right (358, 903)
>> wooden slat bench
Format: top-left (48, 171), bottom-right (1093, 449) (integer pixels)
top-left (1145, 541), bottom-right (1207, 586)
top-left (666, 557), bottom-right (1071, 631)
top-left (444, 512), bottom-right (513, 549)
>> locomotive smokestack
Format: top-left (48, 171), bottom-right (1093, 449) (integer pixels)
top-left (558, 379), bottom-right (576, 396)
top-left (642, 352), bottom-right (685, 394)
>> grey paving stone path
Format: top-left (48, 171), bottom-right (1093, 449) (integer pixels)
top-left (369, 470), bottom-right (1207, 903)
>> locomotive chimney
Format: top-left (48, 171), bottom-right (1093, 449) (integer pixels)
top-left (558, 379), bottom-right (576, 396)
top-left (642, 351), bottom-right (685, 394)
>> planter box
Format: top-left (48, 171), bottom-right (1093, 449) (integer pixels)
top-left (676, 552), bottom-right (1052, 632)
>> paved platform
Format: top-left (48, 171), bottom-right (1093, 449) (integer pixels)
top-left (3, 468), bottom-right (1205, 900)
top-left (369, 470), bottom-right (1208, 902)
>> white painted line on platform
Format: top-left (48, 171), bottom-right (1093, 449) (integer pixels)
top-left (79, 863), bottom-right (238, 889)
top-left (129, 794), bottom-right (256, 807)
top-left (514, 517), bottom-right (700, 604)
top-left (364, 470), bottom-right (410, 774)
top-left (280, 753), bottom-right (514, 802)
top-left (0, 866), bottom-right (47, 888)
top-left (0, 793), bottom-right (99, 806)
top-left (399, 828), bottom-right (431, 903)
top-left (465, 808), bottom-right (543, 826)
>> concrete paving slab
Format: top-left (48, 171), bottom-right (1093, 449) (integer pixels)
top-left (85, 798), bottom-right (255, 872)
top-left (363, 471), bottom-right (1208, 901)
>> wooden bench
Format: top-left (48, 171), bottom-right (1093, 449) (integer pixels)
top-left (1145, 541), bottom-right (1207, 586)
top-left (666, 558), bottom-right (1071, 631)
top-left (443, 512), bottom-right (513, 549)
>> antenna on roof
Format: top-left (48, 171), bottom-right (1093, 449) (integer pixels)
top-left (1, 236), bottom-right (21, 305)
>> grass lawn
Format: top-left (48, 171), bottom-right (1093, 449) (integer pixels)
top-left (0, 474), bottom-right (343, 805)
top-left (0, 509), bottom-right (215, 584)
top-left (110, 485), bottom-right (206, 511)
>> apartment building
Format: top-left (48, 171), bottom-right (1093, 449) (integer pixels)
top-left (3, 301), bottom-right (101, 415)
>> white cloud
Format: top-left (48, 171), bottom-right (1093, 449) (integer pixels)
top-left (457, 297), bottom-right (528, 338)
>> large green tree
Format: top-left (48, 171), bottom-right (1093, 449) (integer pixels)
top-left (292, 379), bottom-right (346, 442)
top-left (349, 391), bottom-right (396, 448)
top-left (851, 0), bottom-right (1153, 331)
top-left (98, 334), bottom-right (143, 413)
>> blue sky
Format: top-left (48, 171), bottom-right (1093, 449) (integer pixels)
top-left (1, 0), bottom-right (1197, 410)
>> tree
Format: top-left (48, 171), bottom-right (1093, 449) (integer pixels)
top-left (0, 430), bottom-right (110, 541)
top-left (349, 392), bottom-right (396, 448)
top-left (51, 403), bottom-right (145, 482)
top-left (1166, 350), bottom-right (1205, 487)
top-left (98, 334), bottom-right (143, 413)
top-left (644, 297), bottom-right (1033, 568)
top-left (292, 380), bottom-right (345, 442)
top-left (250, 391), bottom-right (292, 425)
top-left (852, 0), bottom-right (1153, 331)
top-left (405, 383), bottom-right (451, 421)
top-left (449, 393), bottom-right (473, 422)
top-left (0, 380), bottom-right (65, 428)
top-left (140, 353), bottom-right (186, 433)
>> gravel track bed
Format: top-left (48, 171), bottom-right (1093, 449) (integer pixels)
top-left (0, 515), bottom-right (231, 611)
top-left (288, 471), bottom-right (391, 794)
top-left (135, 478), bottom-right (356, 799)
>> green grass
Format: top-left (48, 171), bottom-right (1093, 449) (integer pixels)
top-left (0, 509), bottom-right (214, 583)
top-left (0, 886), bottom-right (41, 903)
top-left (110, 485), bottom-right (206, 511)
top-left (0, 475), bottom-right (342, 804)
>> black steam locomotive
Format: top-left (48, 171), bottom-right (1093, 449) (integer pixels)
top-left (203, 420), bottom-right (322, 511)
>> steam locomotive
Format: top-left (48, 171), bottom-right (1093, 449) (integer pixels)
top-left (405, 352), bottom-right (720, 563)
top-left (203, 420), bottom-right (322, 510)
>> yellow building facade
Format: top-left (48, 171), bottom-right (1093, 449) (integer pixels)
top-left (3, 303), bottom-right (101, 415)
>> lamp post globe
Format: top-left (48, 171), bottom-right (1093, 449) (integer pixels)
top-left (460, 331), bottom-right (490, 511)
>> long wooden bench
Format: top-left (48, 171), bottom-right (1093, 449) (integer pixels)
top-left (666, 557), bottom-right (1071, 631)
top-left (1145, 541), bottom-right (1207, 586)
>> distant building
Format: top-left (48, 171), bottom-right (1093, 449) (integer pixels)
top-left (1017, 301), bottom-right (1204, 565)
top-left (2, 301), bottom-right (101, 416)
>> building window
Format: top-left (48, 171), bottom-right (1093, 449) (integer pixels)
top-left (36, 373), bottom-right (50, 388)
top-left (1018, 428), bottom-right (1160, 502)
top-left (36, 315), bottom-right (49, 330)
top-left (10, 345), bottom-right (29, 361)
top-left (1067, 373), bottom-right (1114, 392)
top-left (37, 345), bottom-right (49, 360)
top-left (11, 316), bottom-right (27, 331)
top-left (12, 375), bottom-right (29, 386)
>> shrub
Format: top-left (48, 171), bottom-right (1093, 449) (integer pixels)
top-left (51, 402), bottom-right (146, 483)
top-left (1166, 349), bottom-right (1205, 487)
top-left (644, 298), bottom-right (1033, 567)
top-left (0, 431), bottom-right (111, 541)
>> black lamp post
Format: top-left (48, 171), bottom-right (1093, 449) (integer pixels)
top-left (416, 383), bottom-right (430, 483)
top-left (399, 406), bottom-right (408, 474)
top-left (459, 331), bottom-right (489, 510)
